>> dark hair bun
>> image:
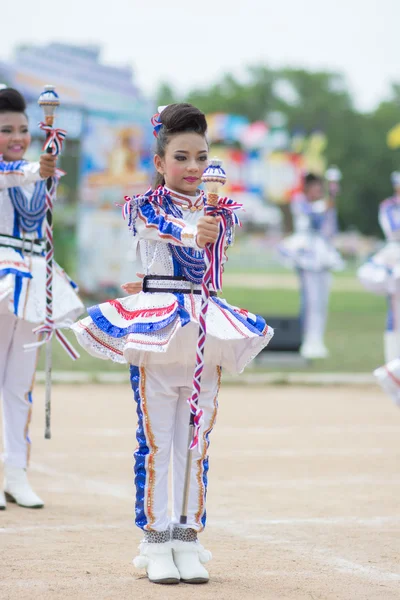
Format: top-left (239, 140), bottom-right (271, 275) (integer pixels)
top-left (304, 172), bottom-right (323, 186)
top-left (160, 103), bottom-right (207, 136)
top-left (0, 88), bottom-right (26, 113)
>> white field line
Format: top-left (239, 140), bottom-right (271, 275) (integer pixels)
top-left (30, 424), bottom-right (400, 438)
top-left (219, 425), bottom-right (400, 435)
top-left (30, 462), bottom-right (132, 500)
top-left (211, 516), bottom-right (400, 528)
top-left (3, 515), bottom-right (400, 536)
top-left (0, 522), bottom-right (129, 534)
top-left (37, 447), bottom-right (391, 460)
top-left (226, 475), bottom-right (400, 489)
top-left (212, 519), bottom-right (400, 584)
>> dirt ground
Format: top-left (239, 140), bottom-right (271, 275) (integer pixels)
top-left (1, 383), bottom-right (400, 600)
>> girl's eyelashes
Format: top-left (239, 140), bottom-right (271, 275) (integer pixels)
top-left (173, 155), bottom-right (208, 162)
top-left (0, 128), bottom-right (29, 134)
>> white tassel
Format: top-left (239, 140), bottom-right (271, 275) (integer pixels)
top-left (198, 546), bottom-right (212, 564)
top-left (133, 540), bottom-right (174, 569)
top-left (172, 540), bottom-right (212, 563)
top-left (132, 555), bottom-right (148, 569)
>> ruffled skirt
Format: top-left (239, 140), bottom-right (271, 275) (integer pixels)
top-left (278, 233), bottom-right (345, 272)
top-left (72, 291), bottom-right (273, 374)
top-left (0, 248), bottom-right (84, 324)
top-left (357, 242), bottom-right (400, 295)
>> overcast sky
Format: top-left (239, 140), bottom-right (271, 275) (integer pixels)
top-left (1, 0), bottom-right (398, 111)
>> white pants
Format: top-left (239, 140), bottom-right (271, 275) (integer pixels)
top-left (384, 294), bottom-right (400, 362)
top-left (0, 314), bottom-right (39, 469)
top-left (130, 362), bottom-right (221, 533)
top-left (299, 269), bottom-right (332, 349)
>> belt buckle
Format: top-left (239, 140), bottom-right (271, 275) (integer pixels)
top-left (190, 282), bottom-right (194, 295)
top-left (142, 275), bottom-right (150, 293)
top-left (26, 237), bottom-right (35, 255)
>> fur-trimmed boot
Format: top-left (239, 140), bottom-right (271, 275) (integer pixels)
top-left (4, 465), bottom-right (44, 509)
top-left (172, 527), bottom-right (211, 584)
top-left (0, 488), bottom-right (5, 510)
top-left (133, 530), bottom-right (180, 585)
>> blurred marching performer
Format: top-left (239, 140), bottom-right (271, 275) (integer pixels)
top-left (278, 169), bottom-right (344, 359)
top-left (0, 88), bottom-right (83, 510)
top-left (358, 172), bottom-right (400, 363)
top-left (72, 103), bottom-right (273, 585)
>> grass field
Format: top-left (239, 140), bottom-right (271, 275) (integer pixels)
top-left (39, 276), bottom-right (387, 374)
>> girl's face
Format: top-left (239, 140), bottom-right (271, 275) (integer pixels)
top-left (0, 112), bottom-right (31, 161)
top-left (155, 132), bottom-right (208, 195)
top-left (305, 182), bottom-right (324, 202)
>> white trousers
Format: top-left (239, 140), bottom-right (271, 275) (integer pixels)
top-left (299, 269), bottom-right (332, 349)
top-left (0, 314), bottom-right (39, 469)
top-left (130, 362), bottom-right (221, 533)
top-left (384, 294), bottom-right (400, 362)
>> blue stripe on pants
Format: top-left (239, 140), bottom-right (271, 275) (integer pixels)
top-left (130, 365), bottom-right (149, 530)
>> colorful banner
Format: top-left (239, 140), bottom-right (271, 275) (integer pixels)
top-left (77, 111), bottom-right (152, 293)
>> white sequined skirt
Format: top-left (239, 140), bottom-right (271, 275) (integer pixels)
top-left (72, 291), bottom-right (273, 374)
top-left (0, 248), bottom-right (84, 324)
top-left (278, 233), bottom-right (345, 272)
top-left (357, 242), bottom-right (400, 295)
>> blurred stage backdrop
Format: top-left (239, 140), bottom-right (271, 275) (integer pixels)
top-left (0, 43), bottom-right (333, 298)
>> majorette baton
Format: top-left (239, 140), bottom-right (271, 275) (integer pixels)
top-left (180, 159), bottom-right (242, 524)
top-left (35, 85), bottom-right (79, 439)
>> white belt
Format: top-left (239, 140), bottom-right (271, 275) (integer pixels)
top-left (0, 234), bottom-right (46, 255)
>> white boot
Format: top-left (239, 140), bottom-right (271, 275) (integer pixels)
top-left (384, 331), bottom-right (400, 363)
top-left (172, 540), bottom-right (211, 584)
top-left (300, 338), bottom-right (329, 359)
top-left (133, 542), bottom-right (180, 584)
top-left (0, 488), bottom-right (5, 510)
top-left (374, 359), bottom-right (400, 408)
top-left (4, 465), bottom-right (44, 509)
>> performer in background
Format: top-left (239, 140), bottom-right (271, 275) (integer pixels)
top-left (278, 170), bottom-right (344, 359)
top-left (0, 88), bottom-right (83, 510)
top-left (72, 103), bottom-right (273, 585)
top-left (358, 172), bottom-right (400, 408)
top-left (374, 357), bottom-right (400, 408)
top-left (358, 172), bottom-right (400, 363)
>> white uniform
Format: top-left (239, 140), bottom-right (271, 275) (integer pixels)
top-left (0, 159), bottom-right (84, 469)
top-left (278, 193), bottom-right (344, 359)
top-left (73, 186), bottom-right (273, 533)
top-left (358, 196), bottom-right (400, 362)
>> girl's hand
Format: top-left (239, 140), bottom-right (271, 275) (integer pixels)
top-left (39, 154), bottom-right (57, 179)
top-left (196, 216), bottom-right (221, 248)
top-left (121, 273), bottom-right (144, 295)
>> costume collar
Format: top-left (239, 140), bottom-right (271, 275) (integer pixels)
top-left (164, 186), bottom-right (205, 212)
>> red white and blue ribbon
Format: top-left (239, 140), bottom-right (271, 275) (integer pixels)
top-left (26, 322), bottom-right (80, 360)
top-left (39, 123), bottom-right (67, 155)
top-left (151, 113), bottom-right (163, 138)
top-left (188, 193), bottom-right (242, 450)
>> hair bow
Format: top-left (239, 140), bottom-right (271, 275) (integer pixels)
top-left (150, 105), bottom-right (169, 138)
top-left (151, 113), bottom-right (162, 138)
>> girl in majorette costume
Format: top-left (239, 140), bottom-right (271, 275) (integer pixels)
top-left (0, 88), bottom-right (84, 511)
top-left (72, 103), bottom-right (273, 585)
top-left (358, 172), bottom-right (400, 363)
top-left (278, 171), bottom-right (344, 359)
